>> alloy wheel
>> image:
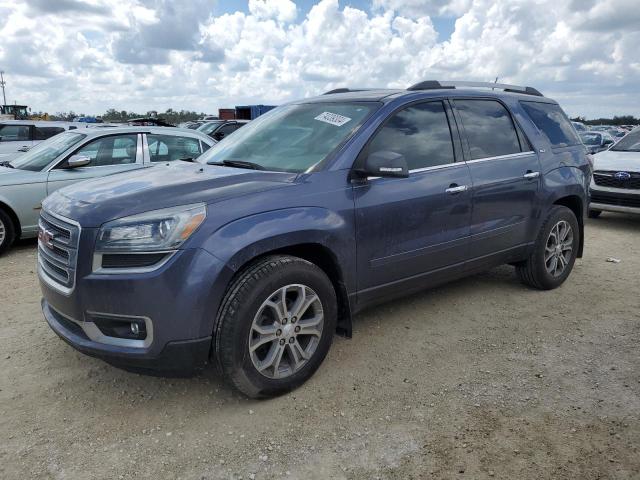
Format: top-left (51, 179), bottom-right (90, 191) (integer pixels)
top-left (544, 220), bottom-right (573, 277)
top-left (249, 284), bottom-right (324, 379)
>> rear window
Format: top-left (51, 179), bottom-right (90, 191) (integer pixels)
top-left (454, 99), bottom-right (522, 160)
top-left (34, 126), bottom-right (65, 140)
top-left (521, 101), bottom-right (579, 148)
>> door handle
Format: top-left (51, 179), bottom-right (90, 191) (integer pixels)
top-left (523, 171), bottom-right (540, 180)
top-left (445, 185), bottom-right (468, 194)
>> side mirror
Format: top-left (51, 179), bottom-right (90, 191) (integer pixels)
top-left (356, 150), bottom-right (409, 179)
top-left (66, 155), bottom-right (91, 169)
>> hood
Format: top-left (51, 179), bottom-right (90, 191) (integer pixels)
top-left (44, 162), bottom-right (297, 227)
top-left (593, 150), bottom-right (640, 172)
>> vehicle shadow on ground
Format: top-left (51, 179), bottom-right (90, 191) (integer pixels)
top-left (587, 212), bottom-right (640, 231)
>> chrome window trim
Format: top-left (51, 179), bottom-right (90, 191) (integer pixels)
top-left (464, 150), bottom-right (536, 164)
top-left (92, 250), bottom-right (177, 274)
top-left (409, 161), bottom-right (466, 174)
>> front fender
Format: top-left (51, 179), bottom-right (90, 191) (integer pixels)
top-left (201, 206), bottom-right (356, 290)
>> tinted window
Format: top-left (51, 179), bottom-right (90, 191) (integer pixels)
top-left (521, 101), bottom-right (580, 148)
top-left (0, 124), bottom-right (31, 141)
top-left (455, 100), bottom-right (522, 160)
top-left (217, 124), bottom-right (242, 137)
top-left (34, 126), bottom-right (65, 140)
top-left (148, 134), bottom-right (201, 162)
top-left (73, 134), bottom-right (138, 166)
top-left (367, 101), bottom-right (454, 170)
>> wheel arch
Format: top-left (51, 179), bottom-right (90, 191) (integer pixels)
top-left (552, 194), bottom-right (584, 258)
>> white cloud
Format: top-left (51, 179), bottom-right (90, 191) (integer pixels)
top-left (0, 0), bottom-right (637, 118)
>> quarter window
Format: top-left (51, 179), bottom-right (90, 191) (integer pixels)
top-left (521, 101), bottom-right (580, 148)
top-left (0, 124), bottom-right (31, 141)
top-left (147, 134), bottom-right (202, 162)
top-left (366, 101), bottom-right (455, 171)
top-left (455, 100), bottom-right (522, 160)
top-left (73, 134), bottom-right (138, 166)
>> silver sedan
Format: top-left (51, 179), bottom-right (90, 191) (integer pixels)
top-left (0, 126), bottom-right (215, 253)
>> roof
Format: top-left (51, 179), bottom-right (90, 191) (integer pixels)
top-left (66, 125), bottom-right (215, 142)
top-left (303, 81), bottom-right (554, 104)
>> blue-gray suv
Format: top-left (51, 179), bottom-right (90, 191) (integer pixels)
top-left (39, 81), bottom-right (591, 398)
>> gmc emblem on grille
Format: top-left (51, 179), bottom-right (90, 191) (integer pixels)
top-left (38, 226), bottom-right (56, 249)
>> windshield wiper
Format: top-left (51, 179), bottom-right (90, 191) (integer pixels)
top-left (209, 159), bottom-right (265, 170)
top-left (0, 160), bottom-right (14, 168)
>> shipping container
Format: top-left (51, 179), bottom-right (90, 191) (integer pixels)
top-left (218, 108), bottom-right (236, 120)
top-left (235, 104), bottom-right (276, 120)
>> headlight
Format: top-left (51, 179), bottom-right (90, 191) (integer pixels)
top-left (96, 204), bottom-right (207, 252)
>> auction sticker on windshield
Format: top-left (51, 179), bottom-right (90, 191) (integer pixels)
top-left (314, 112), bottom-right (352, 127)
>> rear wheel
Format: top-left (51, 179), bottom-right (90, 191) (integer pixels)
top-left (215, 255), bottom-right (337, 398)
top-left (516, 206), bottom-right (579, 290)
top-left (588, 209), bottom-right (601, 219)
top-left (0, 209), bottom-right (16, 255)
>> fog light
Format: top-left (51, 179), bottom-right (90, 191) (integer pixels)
top-left (130, 322), bottom-right (140, 335)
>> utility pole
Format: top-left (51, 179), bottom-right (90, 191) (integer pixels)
top-left (0, 71), bottom-right (6, 106)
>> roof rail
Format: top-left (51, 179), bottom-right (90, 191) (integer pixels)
top-left (323, 88), bottom-right (376, 95)
top-left (406, 80), bottom-right (544, 97)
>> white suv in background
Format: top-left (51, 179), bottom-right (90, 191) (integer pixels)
top-left (0, 120), bottom-right (90, 161)
top-left (589, 127), bottom-right (640, 217)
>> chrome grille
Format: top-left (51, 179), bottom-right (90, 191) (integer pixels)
top-left (593, 171), bottom-right (640, 190)
top-left (38, 210), bottom-right (80, 293)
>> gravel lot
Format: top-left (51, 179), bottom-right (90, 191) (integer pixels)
top-left (1, 215), bottom-right (639, 480)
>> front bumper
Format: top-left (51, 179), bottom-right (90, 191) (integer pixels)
top-left (589, 183), bottom-right (640, 215)
top-left (40, 242), bottom-right (234, 375)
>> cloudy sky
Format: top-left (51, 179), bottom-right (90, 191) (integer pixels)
top-left (0, 0), bottom-right (638, 118)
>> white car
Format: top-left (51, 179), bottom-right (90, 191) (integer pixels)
top-left (0, 120), bottom-right (90, 161)
top-left (0, 126), bottom-right (215, 253)
top-left (589, 127), bottom-right (640, 217)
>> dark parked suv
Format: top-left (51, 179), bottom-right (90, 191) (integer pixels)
top-left (39, 81), bottom-right (590, 398)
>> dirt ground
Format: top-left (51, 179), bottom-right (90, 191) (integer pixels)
top-left (0, 214), bottom-right (638, 480)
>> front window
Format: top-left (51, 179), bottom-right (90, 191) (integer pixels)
top-left (579, 132), bottom-right (602, 146)
top-left (198, 102), bottom-right (377, 173)
top-left (610, 129), bottom-right (640, 152)
top-left (9, 132), bottom-right (86, 171)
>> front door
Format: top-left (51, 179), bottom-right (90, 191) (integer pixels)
top-left (46, 133), bottom-right (143, 195)
top-left (453, 99), bottom-right (540, 261)
top-left (353, 100), bottom-right (473, 303)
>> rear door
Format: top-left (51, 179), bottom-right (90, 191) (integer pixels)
top-left (354, 100), bottom-right (473, 302)
top-left (453, 99), bottom-right (541, 262)
top-left (46, 133), bottom-right (143, 194)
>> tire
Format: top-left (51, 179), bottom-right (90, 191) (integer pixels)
top-left (215, 255), bottom-right (337, 398)
top-left (0, 209), bottom-right (16, 256)
top-left (516, 206), bottom-right (580, 290)
top-left (588, 209), bottom-right (601, 219)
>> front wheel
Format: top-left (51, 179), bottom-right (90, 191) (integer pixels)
top-left (516, 206), bottom-right (580, 290)
top-left (0, 209), bottom-right (16, 255)
top-left (215, 255), bottom-right (337, 398)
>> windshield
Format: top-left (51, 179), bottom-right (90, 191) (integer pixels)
top-left (198, 102), bottom-right (377, 172)
top-left (611, 129), bottom-right (640, 152)
top-left (197, 121), bottom-right (225, 135)
top-left (579, 132), bottom-right (601, 146)
top-left (10, 132), bottom-right (86, 171)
